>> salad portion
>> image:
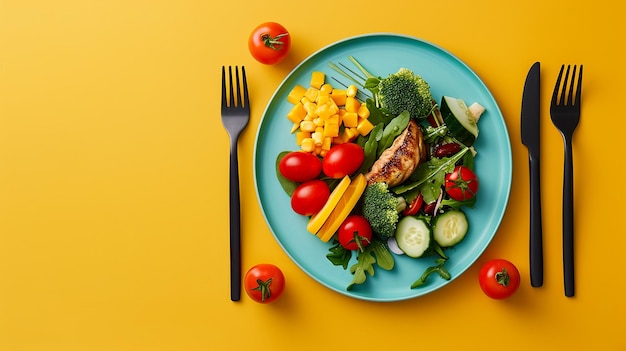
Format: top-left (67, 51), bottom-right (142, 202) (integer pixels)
top-left (275, 56), bottom-right (485, 290)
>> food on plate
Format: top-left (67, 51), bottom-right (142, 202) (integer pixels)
top-left (370, 67), bottom-right (435, 119)
top-left (361, 182), bottom-right (406, 239)
top-left (444, 165), bottom-right (479, 202)
top-left (276, 56), bottom-right (487, 290)
top-left (395, 216), bottom-right (431, 258)
top-left (279, 151), bottom-right (322, 183)
top-left (322, 143), bottom-right (365, 178)
top-left (338, 215), bottom-right (373, 251)
top-left (365, 118), bottom-right (426, 187)
top-left (290, 180), bottom-right (330, 216)
top-left (244, 264), bottom-right (286, 303)
top-left (432, 209), bottom-right (469, 247)
top-left (315, 173), bottom-right (366, 243)
top-left (248, 22), bottom-right (291, 65)
top-left (285, 71), bottom-right (373, 155)
top-left (306, 175), bottom-right (351, 234)
top-left (478, 259), bottom-right (520, 299)
top-left (440, 96), bottom-right (480, 146)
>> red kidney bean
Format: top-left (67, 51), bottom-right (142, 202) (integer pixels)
top-left (433, 143), bottom-right (462, 158)
top-left (422, 202), bottom-right (437, 216)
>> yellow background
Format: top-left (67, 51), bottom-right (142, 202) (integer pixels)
top-left (1, 0), bottom-right (625, 350)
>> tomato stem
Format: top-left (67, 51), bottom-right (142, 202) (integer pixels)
top-left (261, 33), bottom-right (289, 50)
top-left (495, 268), bottom-right (510, 287)
top-left (252, 278), bottom-right (273, 302)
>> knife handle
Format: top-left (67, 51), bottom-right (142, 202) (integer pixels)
top-left (529, 155), bottom-right (544, 287)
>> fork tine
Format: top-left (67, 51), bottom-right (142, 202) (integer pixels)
top-left (234, 66), bottom-right (242, 108)
top-left (575, 65), bottom-right (583, 107)
top-left (241, 66), bottom-right (249, 109)
top-left (559, 65), bottom-right (571, 106)
top-left (567, 65), bottom-right (577, 106)
top-left (221, 66), bottom-right (227, 110)
top-left (228, 66), bottom-right (235, 108)
top-left (552, 65), bottom-right (564, 106)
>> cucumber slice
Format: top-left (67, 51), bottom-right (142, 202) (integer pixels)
top-left (440, 96), bottom-right (479, 146)
top-left (395, 216), bottom-right (431, 258)
top-left (433, 210), bottom-right (469, 247)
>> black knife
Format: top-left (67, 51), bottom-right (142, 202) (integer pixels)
top-left (521, 62), bottom-right (543, 287)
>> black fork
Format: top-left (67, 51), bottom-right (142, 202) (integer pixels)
top-left (549, 64), bottom-right (583, 297)
top-left (221, 66), bottom-right (250, 301)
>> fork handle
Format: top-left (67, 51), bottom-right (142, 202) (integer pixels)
top-left (229, 140), bottom-right (242, 301)
top-left (528, 154), bottom-right (543, 287)
top-left (563, 138), bottom-right (575, 297)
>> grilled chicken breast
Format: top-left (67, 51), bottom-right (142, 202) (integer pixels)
top-left (365, 119), bottom-right (425, 187)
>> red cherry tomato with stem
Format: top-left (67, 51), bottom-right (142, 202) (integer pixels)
top-left (244, 264), bottom-right (285, 303)
top-left (478, 259), bottom-right (520, 299)
top-left (248, 22), bottom-right (291, 65)
top-left (338, 215), bottom-right (373, 251)
top-left (445, 165), bottom-right (479, 201)
top-left (322, 143), bottom-right (364, 179)
top-left (290, 180), bottom-right (330, 216)
top-left (279, 151), bottom-right (322, 183)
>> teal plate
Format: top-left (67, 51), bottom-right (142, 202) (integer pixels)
top-left (253, 33), bottom-right (512, 302)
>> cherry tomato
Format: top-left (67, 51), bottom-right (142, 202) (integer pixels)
top-left (403, 193), bottom-right (424, 216)
top-left (322, 143), bottom-right (365, 179)
top-left (444, 165), bottom-right (479, 201)
top-left (244, 263), bottom-right (285, 304)
top-left (291, 180), bottom-right (330, 216)
top-left (279, 151), bottom-right (322, 183)
top-left (338, 215), bottom-right (373, 251)
top-left (478, 259), bottom-right (520, 299)
top-left (248, 22), bottom-right (291, 65)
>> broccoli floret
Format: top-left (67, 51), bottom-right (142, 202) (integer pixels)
top-left (362, 182), bottom-right (407, 239)
top-left (376, 68), bottom-right (434, 119)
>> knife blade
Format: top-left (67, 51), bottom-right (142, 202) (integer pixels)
top-left (521, 62), bottom-right (543, 287)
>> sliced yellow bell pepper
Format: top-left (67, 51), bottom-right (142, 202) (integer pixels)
top-left (317, 173), bottom-right (367, 243)
top-left (307, 176), bottom-right (351, 235)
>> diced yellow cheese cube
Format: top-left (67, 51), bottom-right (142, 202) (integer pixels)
top-left (357, 104), bottom-right (370, 119)
top-left (327, 114), bottom-right (339, 125)
top-left (345, 96), bottom-right (360, 113)
top-left (317, 94), bottom-right (330, 105)
top-left (287, 85), bottom-right (307, 104)
top-left (356, 117), bottom-right (374, 136)
top-left (341, 127), bottom-right (358, 143)
top-left (330, 89), bottom-right (347, 106)
top-left (342, 112), bottom-right (358, 128)
top-left (323, 122), bottom-right (339, 138)
top-left (322, 136), bottom-right (332, 151)
top-left (310, 71), bottom-right (325, 89)
top-left (296, 131), bottom-right (311, 145)
top-left (287, 102), bottom-right (307, 124)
